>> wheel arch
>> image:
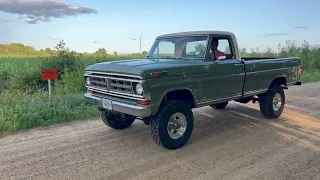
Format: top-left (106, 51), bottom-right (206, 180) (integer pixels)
top-left (156, 88), bottom-right (197, 112)
top-left (269, 76), bottom-right (287, 89)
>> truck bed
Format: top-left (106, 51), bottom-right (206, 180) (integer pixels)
top-left (242, 57), bottom-right (302, 96)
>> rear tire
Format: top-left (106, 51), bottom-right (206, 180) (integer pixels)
top-left (100, 110), bottom-right (136, 129)
top-left (150, 100), bottom-right (194, 150)
top-left (259, 85), bottom-right (285, 118)
top-left (210, 101), bottom-right (228, 109)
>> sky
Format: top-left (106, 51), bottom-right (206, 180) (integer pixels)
top-left (0, 0), bottom-right (319, 54)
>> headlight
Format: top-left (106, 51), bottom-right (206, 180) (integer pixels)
top-left (135, 83), bottom-right (143, 95)
top-left (85, 77), bottom-right (91, 86)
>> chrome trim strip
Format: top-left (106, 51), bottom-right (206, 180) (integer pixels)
top-left (245, 66), bottom-right (298, 75)
top-left (85, 74), bottom-right (108, 79)
top-left (85, 71), bottom-right (143, 79)
top-left (84, 93), bottom-right (151, 118)
top-left (85, 74), bottom-right (143, 83)
top-left (88, 88), bottom-right (145, 100)
top-left (107, 76), bottom-right (142, 83)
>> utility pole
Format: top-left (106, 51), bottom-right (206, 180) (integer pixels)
top-left (127, 33), bottom-right (142, 54)
top-left (139, 33), bottom-right (142, 54)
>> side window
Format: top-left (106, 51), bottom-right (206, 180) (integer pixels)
top-left (209, 37), bottom-right (234, 60)
top-left (185, 40), bottom-right (207, 57)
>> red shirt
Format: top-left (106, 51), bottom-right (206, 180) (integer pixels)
top-left (209, 50), bottom-right (225, 59)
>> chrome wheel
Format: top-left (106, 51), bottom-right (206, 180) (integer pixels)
top-left (273, 93), bottom-right (282, 111)
top-left (167, 112), bottom-right (187, 139)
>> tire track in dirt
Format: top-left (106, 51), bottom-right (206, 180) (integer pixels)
top-left (1, 82), bottom-right (319, 180)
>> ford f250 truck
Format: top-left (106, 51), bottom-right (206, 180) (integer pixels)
top-left (84, 31), bottom-right (303, 150)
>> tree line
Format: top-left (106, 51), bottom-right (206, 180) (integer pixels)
top-left (0, 40), bottom-right (148, 56)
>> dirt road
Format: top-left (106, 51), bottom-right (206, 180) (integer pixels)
top-left (1, 82), bottom-right (319, 180)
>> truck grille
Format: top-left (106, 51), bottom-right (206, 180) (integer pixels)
top-left (89, 76), bottom-right (108, 89)
top-left (108, 79), bottom-right (133, 94)
top-left (84, 71), bottom-right (143, 99)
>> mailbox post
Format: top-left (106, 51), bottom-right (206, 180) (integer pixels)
top-left (41, 69), bottom-right (57, 101)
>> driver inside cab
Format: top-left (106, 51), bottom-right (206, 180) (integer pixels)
top-left (209, 38), bottom-right (225, 60)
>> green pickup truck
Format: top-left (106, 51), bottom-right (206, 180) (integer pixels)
top-left (84, 31), bottom-right (303, 149)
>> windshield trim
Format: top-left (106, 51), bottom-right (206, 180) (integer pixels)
top-left (146, 35), bottom-right (210, 60)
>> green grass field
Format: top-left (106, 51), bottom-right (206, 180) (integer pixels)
top-left (0, 40), bottom-right (319, 134)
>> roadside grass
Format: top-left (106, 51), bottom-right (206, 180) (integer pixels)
top-left (300, 69), bottom-right (320, 83)
top-left (0, 55), bottom-right (144, 134)
top-left (0, 90), bottom-right (100, 133)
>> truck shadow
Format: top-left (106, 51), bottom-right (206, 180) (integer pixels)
top-left (184, 102), bottom-right (320, 152)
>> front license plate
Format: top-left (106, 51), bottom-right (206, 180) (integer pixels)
top-left (102, 99), bottom-right (112, 110)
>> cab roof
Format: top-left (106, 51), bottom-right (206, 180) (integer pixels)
top-left (157, 30), bottom-right (236, 38)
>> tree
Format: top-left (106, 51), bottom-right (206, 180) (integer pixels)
top-left (95, 48), bottom-right (107, 56)
top-left (142, 51), bottom-right (148, 56)
top-left (113, 51), bottom-right (118, 56)
top-left (54, 39), bottom-right (69, 52)
top-left (193, 43), bottom-right (206, 56)
top-left (45, 48), bottom-right (51, 52)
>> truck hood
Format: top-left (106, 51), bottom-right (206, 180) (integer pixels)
top-left (85, 58), bottom-right (208, 79)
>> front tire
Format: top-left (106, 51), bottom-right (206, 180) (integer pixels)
top-left (100, 110), bottom-right (136, 129)
top-left (259, 85), bottom-right (285, 118)
top-left (150, 100), bottom-right (194, 150)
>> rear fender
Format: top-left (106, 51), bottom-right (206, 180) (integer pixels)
top-left (269, 76), bottom-right (287, 89)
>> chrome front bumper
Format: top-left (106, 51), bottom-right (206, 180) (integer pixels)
top-left (84, 93), bottom-right (151, 118)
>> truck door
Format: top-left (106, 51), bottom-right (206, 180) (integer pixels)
top-left (204, 37), bottom-right (245, 101)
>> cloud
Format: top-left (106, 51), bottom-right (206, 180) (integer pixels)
top-left (261, 33), bottom-right (287, 37)
top-left (0, 0), bottom-right (98, 24)
top-left (50, 36), bottom-right (58, 40)
top-left (294, 26), bottom-right (309, 29)
top-left (26, 15), bottom-right (50, 24)
top-left (0, 17), bottom-right (10, 22)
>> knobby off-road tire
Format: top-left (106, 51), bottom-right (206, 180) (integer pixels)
top-left (150, 100), bottom-right (194, 150)
top-left (259, 84), bottom-right (285, 118)
top-left (101, 110), bottom-right (136, 129)
top-left (210, 101), bottom-right (228, 109)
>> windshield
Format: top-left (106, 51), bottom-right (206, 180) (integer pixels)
top-left (147, 35), bottom-right (208, 59)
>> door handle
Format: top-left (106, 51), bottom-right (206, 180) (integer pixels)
top-left (234, 64), bottom-right (242, 66)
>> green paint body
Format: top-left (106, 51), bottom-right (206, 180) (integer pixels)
top-left (85, 31), bottom-right (303, 116)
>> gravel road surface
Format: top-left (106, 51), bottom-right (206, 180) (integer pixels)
top-left (1, 82), bottom-right (319, 180)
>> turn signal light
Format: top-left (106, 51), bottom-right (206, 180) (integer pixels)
top-left (151, 71), bottom-right (168, 77)
top-left (137, 100), bottom-right (150, 105)
top-left (300, 66), bottom-right (304, 70)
